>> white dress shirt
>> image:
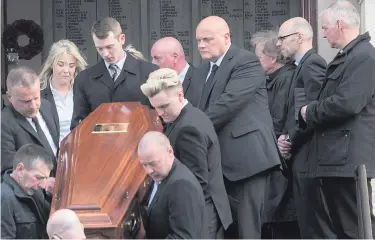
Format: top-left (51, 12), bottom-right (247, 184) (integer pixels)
top-left (178, 63), bottom-right (190, 84)
top-left (50, 82), bottom-right (74, 143)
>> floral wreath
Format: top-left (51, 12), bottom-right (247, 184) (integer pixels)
top-left (2, 19), bottom-right (44, 60)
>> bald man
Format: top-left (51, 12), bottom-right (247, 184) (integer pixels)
top-left (138, 131), bottom-right (207, 239)
top-left (195, 16), bottom-right (283, 238)
top-left (47, 209), bottom-right (85, 239)
top-left (276, 17), bottom-right (327, 238)
top-left (151, 37), bottom-right (198, 106)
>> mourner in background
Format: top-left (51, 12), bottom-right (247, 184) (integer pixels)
top-left (250, 30), bottom-right (300, 239)
top-left (137, 131), bottom-right (207, 239)
top-left (150, 37), bottom-right (198, 106)
top-left (1, 67), bottom-right (59, 177)
top-left (1, 144), bottom-right (55, 239)
top-left (70, 17), bottom-right (157, 129)
top-left (141, 68), bottom-right (232, 238)
top-left (47, 209), bottom-right (86, 239)
top-left (299, 0), bottom-right (375, 238)
top-left (195, 16), bottom-right (282, 238)
top-left (276, 17), bottom-right (327, 238)
top-left (251, 30), bottom-right (295, 138)
top-left (39, 39), bottom-right (87, 144)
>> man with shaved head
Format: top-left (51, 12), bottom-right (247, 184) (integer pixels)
top-left (47, 209), bottom-right (85, 239)
top-left (195, 16), bottom-right (283, 238)
top-left (138, 131), bottom-right (207, 239)
top-left (151, 37), bottom-right (198, 105)
top-left (276, 17), bottom-right (327, 238)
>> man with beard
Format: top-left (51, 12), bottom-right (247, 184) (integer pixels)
top-left (276, 17), bottom-right (327, 238)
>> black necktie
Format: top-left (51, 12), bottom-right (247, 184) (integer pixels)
top-left (199, 64), bottom-right (219, 110)
top-left (32, 117), bottom-right (53, 154)
top-left (109, 64), bottom-right (118, 81)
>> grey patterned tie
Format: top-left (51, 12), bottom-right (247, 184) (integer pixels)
top-left (109, 64), bottom-right (118, 81)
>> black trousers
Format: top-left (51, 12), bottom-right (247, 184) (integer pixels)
top-left (224, 170), bottom-right (272, 239)
top-left (294, 174), bottom-right (375, 238)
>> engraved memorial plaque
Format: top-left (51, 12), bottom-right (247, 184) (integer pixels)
top-left (201, 0), bottom-right (244, 47)
top-left (97, 0), bottom-right (141, 50)
top-left (53, 0), bottom-right (97, 64)
top-left (149, 0), bottom-right (192, 62)
top-left (244, 0), bottom-right (290, 50)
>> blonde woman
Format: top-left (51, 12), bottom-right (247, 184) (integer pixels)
top-left (40, 39), bottom-right (87, 144)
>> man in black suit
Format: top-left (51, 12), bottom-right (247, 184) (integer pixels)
top-left (150, 37), bottom-right (198, 106)
top-left (137, 131), bottom-right (207, 239)
top-left (276, 17), bottom-right (327, 238)
top-left (299, 1), bottom-right (375, 238)
top-left (1, 67), bottom-right (59, 177)
top-left (140, 68), bottom-right (232, 238)
top-left (70, 17), bottom-right (158, 129)
top-left (195, 16), bottom-right (282, 238)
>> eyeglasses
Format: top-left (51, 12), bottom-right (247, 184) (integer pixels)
top-left (278, 32), bottom-right (299, 42)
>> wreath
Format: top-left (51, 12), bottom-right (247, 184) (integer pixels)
top-left (2, 19), bottom-right (44, 60)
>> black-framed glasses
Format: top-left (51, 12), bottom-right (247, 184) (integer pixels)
top-left (278, 32), bottom-right (299, 42)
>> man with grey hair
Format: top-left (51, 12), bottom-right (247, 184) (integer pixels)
top-left (151, 37), bottom-right (198, 106)
top-left (298, 0), bottom-right (375, 238)
top-left (1, 66), bottom-right (59, 177)
top-left (276, 17), bottom-right (327, 237)
top-left (1, 144), bottom-right (55, 239)
top-left (137, 131), bottom-right (207, 238)
top-left (47, 209), bottom-right (86, 239)
top-left (250, 30), bottom-right (295, 138)
top-left (71, 17), bottom-right (158, 129)
top-left (140, 68), bottom-right (232, 238)
top-left (251, 30), bottom-right (299, 238)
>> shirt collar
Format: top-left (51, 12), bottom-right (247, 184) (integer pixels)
top-left (104, 51), bottom-right (127, 71)
top-left (294, 50), bottom-right (307, 66)
top-left (178, 63), bottom-right (190, 83)
top-left (210, 43), bottom-right (231, 68)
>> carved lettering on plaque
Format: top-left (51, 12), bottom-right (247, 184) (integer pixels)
top-left (149, 0), bottom-right (192, 62)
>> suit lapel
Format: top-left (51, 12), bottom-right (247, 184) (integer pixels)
top-left (199, 45), bottom-right (236, 109)
top-left (147, 181), bottom-right (166, 216)
top-left (92, 60), bottom-right (115, 92)
top-left (147, 160), bottom-right (178, 216)
top-left (41, 86), bottom-right (59, 132)
top-left (13, 108), bottom-right (40, 142)
top-left (164, 103), bottom-right (189, 137)
top-left (40, 101), bottom-right (59, 148)
top-left (182, 65), bottom-right (193, 95)
top-left (292, 49), bottom-right (314, 83)
top-left (114, 55), bottom-right (137, 89)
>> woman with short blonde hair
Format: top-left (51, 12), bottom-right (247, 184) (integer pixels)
top-left (40, 39), bottom-right (87, 143)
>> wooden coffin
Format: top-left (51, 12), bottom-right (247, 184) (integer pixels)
top-left (50, 102), bottom-right (162, 239)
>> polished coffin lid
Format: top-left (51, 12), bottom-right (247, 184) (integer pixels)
top-left (50, 102), bottom-right (161, 232)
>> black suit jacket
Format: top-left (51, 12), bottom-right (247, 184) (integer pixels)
top-left (41, 84), bottom-right (59, 129)
top-left (1, 99), bottom-right (59, 175)
top-left (182, 65), bottom-right (199, 107)
top-left (70, 55), bottom-right (158, 129)
top-left (145, 159), bottom-right (207, 239)
top-left (283, 49), bottom-right (326, 154)
top-left (195, 44), bottom-right (282, 181)
top-left (164, 103), bottom-right (232, 229)
top-left (266, 64), bottom-right (295, 138)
